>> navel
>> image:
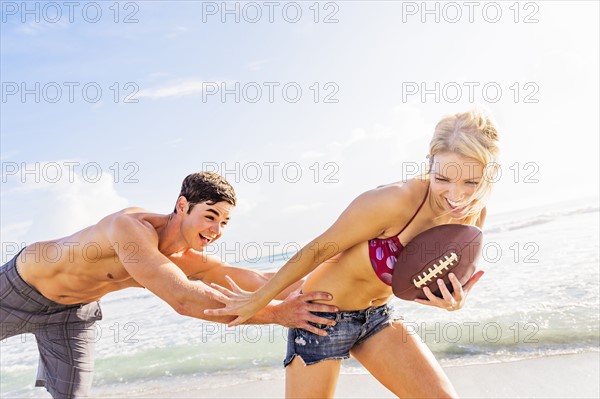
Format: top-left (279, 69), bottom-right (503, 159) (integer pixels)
top-left (107, 273), bottom-right (114, 279)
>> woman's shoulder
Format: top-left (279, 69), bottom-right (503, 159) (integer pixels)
top-left (372, 177), bottom-right (428, 203)
top-left (364, 177), bottom-right (429, 217)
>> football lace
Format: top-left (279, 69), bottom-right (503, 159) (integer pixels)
top-left (412, 253), bottom-right (458, 289)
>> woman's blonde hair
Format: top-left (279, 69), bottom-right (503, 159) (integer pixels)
top-left (427, 109), bottom-right (500, 221)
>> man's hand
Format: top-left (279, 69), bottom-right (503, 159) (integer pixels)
top-left (271, 288), bottom-right (338, 336)
top-left (205, 276), bottom-right (339, 334)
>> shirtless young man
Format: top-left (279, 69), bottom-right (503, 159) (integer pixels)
top-left (0, 172), bottom-right (337, 399)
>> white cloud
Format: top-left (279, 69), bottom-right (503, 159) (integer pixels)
top-left (166, 26), bottom-right (191, 39)
top-left (246, 60), bottom-right (268, 71)
top-left (147, 72), bottom-right (172, 79)
top-left (231, 196), bottom-right (258, 216)
top-left (0, 150), bottom-right (19, 161)
top-left (301, 150), bottom-right (325, 159)
top-left (166, 137), bottom-right (183, 148)
top-left (1, 161), bottom-right (129, 245)
top-left (319, 106), bottom-right (427, 166)
top-left (15, 19), bottom-right (68, 35)
top-left (391, 103), bottom-right (430, 141)
top-left (0, 221), bottom-right (32, 242)
top-left (137, 80), bottom-right (223, 99)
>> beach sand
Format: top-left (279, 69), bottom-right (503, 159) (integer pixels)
top-left (131, 352), bottom-right (599, 398)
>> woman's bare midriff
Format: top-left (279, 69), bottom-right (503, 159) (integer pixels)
top-left (301, 241), bottom-right (394, 311)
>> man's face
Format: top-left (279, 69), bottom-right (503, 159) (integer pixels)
top-left (179, 199), bottom-right (233, 250)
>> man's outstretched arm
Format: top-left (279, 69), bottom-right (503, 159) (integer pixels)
top-left (106, 214), bottom-right (337, 335)
top-left (187, 254), bottom-right (339, 335)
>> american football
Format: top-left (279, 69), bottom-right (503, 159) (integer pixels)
top-left (392, 224), bottom-right (483, 301)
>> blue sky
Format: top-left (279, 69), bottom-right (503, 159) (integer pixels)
top-left (1, 1), bottom-right (598, 261)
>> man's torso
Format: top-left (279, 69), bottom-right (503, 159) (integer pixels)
top-left (15, 208), bottom-right (201, 304)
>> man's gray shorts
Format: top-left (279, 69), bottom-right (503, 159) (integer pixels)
top-left (0, 249), bottom-right (103, 398)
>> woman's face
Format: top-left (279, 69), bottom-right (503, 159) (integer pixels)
top-left (429, 151), bottom-right (484, 218)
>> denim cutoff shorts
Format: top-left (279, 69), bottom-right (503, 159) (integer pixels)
top-left (284, 303), bottom-right (394, 367)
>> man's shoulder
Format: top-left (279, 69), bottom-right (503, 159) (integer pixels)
top-left (100, 207), bottom-right (155, 224)
top-left (111, 207), bottom-right (150, 218)
top-left (98, 208), bottom-right (163, 239)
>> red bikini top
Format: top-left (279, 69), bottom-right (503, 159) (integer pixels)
top-left (368, 186), bottom-right (429, 285)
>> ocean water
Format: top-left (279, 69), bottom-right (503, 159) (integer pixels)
top-left (1, 197), bottom-right (599, 398)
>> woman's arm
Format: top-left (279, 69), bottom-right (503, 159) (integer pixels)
top-left (205, 184), bottom-right (414, 325)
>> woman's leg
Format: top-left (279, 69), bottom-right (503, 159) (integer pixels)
top-left (285, 356), bottom-right (342, 399)
top-left (350, 320), bottom-right (458, 398)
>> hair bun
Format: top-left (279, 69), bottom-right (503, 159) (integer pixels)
top-left (482, 117), bottom-right (499, 141)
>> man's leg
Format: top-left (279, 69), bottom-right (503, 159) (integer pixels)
top-left (0, 250), bottom-right (33, 340)
top-left (2, 252), bottom-right (101, 398)
top-left (34, 320), bottom-right (97, 399)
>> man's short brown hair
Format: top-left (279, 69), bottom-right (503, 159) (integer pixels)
top-left (175, 172), bottom-right (237, 214)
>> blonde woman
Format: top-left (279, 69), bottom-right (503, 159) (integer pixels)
top-left (207, 110), bottom-right (500, 398)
